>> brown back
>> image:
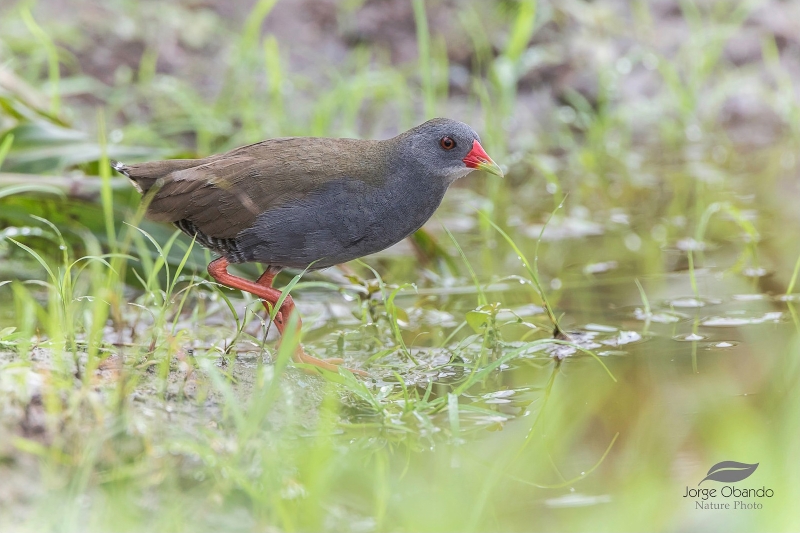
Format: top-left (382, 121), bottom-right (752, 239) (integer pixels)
top-left (124, 137), bottom-right (388, 239)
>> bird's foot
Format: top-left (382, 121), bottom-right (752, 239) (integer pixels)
top-left (293, 347), bottom-right (368, 377)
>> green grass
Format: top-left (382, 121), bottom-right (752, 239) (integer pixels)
top-left (1, 0), bottom-right (800, 531)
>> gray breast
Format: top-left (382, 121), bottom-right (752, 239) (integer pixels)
top-left (233, 176), bottom-right (449, 269)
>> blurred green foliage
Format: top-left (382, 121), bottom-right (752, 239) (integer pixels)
top-left (1, 0), bottom-right (800, 532)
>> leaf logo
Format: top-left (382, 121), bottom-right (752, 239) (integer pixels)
top-left (699, 461), bottom-right (759, 485)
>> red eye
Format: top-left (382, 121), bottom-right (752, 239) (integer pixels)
top-left (439, 136), bottom-right (456, 150)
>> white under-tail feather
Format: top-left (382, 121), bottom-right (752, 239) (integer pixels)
top-left (111, 160), bottom-right (143, 192)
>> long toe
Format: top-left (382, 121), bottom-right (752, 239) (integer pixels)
top-left (294, 349), bottom-right (368, 377)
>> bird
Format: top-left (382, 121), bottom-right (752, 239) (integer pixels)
top-left (113, 118), bottom-right (503, 375)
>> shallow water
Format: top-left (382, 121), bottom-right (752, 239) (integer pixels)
top-left (258, 226), bottom-right (800, 531)
top-left (1, 169), bottom-right (799, 531)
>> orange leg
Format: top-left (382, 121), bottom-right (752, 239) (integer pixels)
top-left (255, 266), bottom-right (286, 327)
top-left (253, 266), bottom-right (348, 367)
top-left (208, 257), bottom-right (366, 375)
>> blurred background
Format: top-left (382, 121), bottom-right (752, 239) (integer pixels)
top-left (1, 0), bottom-right (799, 531)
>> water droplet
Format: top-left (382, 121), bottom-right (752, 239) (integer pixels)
top-left (624, 233), bottom-right (641, 251)
top-left (550, 278), bottom-right (562, 290)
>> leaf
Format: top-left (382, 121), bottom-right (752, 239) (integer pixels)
top-left (465, 303), bottom-right (502, 332)
top-left (466, 309), bottom-right (491, 332)
top-left (698, 461), bottom-right (758, 485)
top-left (0, 121), bottom-right (158, 173)
top-left (8, 238), bottom-right (59, 287)
top-left (0, 133), bottom-right (14, 168)
top-left (0, 183), bottom-right (66, 200)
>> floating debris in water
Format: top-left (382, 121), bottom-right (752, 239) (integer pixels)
top-left (624, 233), bottom-right (642, 251)
top-left (482, 389), bottom-right (517, 399)
top-left (667, 297), bottom-right (722, 308)
top-left (633, 308), bottom-right (685, 323)
top-left (701, 312), bottom-right (783, 327)
top-left (706, 341), bottom-right (739, 350)
top-left (541, 326), bottom-right (643, 360)
top-left (545, 334), bottom-right (600, 360)
top-left (480, 389), bottom-right (520, 404)
top-left (583, 261), bottom-right (618, 275)
top-left (584, 323), bottom-right (617, 333)
top-left (602, 331), bottom-right (643, 347)
top-left (608, 210), bottom-right (629, 225)
top-left (741, 267), bottom-right (770, 278)
top-left (598, 350), bottom-right (627, 357)
top-left (674, 333), bottom-right (707, 342)
top-left (675, 238), bottom-right (707, 251)
top-left (732, 294), bottom-right (768, 301)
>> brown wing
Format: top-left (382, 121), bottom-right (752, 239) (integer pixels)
top-left (123, 137), bottom-right (387, 239)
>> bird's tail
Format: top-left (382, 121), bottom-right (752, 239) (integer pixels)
top-left (110, 160), bottom-right (128, 175)
top-left (111, 158), bottom-right (202, 196)
top-left (111, 160), bottom-right (147, 193)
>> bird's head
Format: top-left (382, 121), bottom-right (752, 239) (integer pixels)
top-left (395, 118), bottom-right (504, 183)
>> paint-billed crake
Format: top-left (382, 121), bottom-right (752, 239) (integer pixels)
top-left (113, 118), bottom-right (503, 374)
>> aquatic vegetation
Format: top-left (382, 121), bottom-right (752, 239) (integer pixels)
top-left (0, 0), bottom-right (799, 531)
